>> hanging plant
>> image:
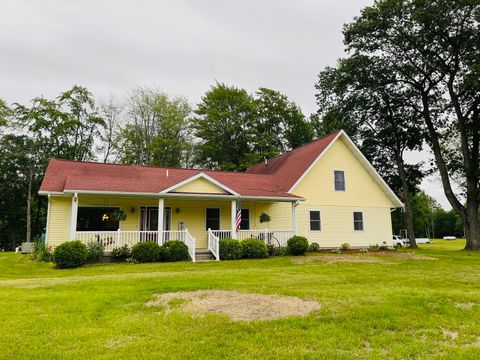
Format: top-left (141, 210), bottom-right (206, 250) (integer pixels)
top-left (113, 209), bottom-right (127, 221)
top-left (259, 212), bottom-right (271, 223)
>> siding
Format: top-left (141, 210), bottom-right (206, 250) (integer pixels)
top-left (288, 137), bottom-right (394, 247)
top-left (171, 178), bottom-right (227, 194)
top-left (46, 196), bottom-right (71, 247)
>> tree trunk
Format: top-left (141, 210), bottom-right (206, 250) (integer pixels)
top-left (464, 184), bottom-right (480, 250)
top-left (26, 166), bottom-right (32, 243)
top-left (395, 153), bottom-right (417, 248)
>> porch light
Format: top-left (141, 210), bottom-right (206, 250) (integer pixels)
top-left (175, 208), bottom-right (180, 214)
top-left (102, 213), bottom-right (109, 221)
top-left (130, 207), bottom-right (135, 214)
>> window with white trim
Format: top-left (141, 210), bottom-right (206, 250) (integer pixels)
top-left (334, 170), bottom-right (345, 191)
top-left (309, 211), bottom-right (321, 231)
top-left (240, 209), bottom-right (250, 230)
top-left (353, 212), bottom-right (364, 231)
top-left (206, 208), bottom-right (220, 230)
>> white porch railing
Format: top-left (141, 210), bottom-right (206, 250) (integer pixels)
top-left (208, 229), bottom-right (220, 260)
top-left (236, 229), bottom-right (294, 247)
top-left (211, 230), bottom-right (233, 239)
top-left (76, 229), bottom-right (196, 261)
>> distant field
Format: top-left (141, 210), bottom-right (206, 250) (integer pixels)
top-left (1, 239), bottom-right (479, 359)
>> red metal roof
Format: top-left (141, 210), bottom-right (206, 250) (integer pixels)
top-left (39, 131), bottom-right (341, 199)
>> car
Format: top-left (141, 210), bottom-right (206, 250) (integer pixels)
top-left (392, 235), bottom-right (406, 247)
top-left (443, 236), bottom-right (456, 240)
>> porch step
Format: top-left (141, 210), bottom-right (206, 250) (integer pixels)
top-left (195, 248), bottom-right (216, 261)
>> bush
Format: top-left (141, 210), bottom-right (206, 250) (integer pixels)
top-left (112, 245), bottom-right (131, 261)
top-left (220, 238), bottom-right (243, 260)
top-left (287, 236), bottom-right (309, 256)
top-left (379, 245), bottom-right (389, 251)
top-left (359, 248), bottom-right (369, 253)
top-left (86, 242), bottom-right (104, 263)
top-left (276, 246), bottom-right (289, 256)
top-left (241, 238), bottom-right (268, 259)
top-left (369, 244), bottom-right (380, 251)
top-left (53, 241), bottom-right (88, 269)
top-left (31, 240), bottom-right (53, 262)
top-left (308, 242), bottom-right (320, 252)
top-left (164, 240), bottom-right (189, 261)
top-left (157, 245), bottom-right (171, 262)
top-left (341, 242), bottom-right (350, 250)
top-left (331, 248), bottom-right (342, 254)
top-left (131, 241), bottom-right (160, 263)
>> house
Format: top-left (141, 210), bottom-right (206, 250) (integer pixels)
top-left (39, 130), bottom-right (402, 261)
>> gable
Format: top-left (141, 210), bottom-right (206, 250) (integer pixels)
top-left (291, 137), bottom-right (399, 207)
top-left (170, 177), bottom-right (229, 194)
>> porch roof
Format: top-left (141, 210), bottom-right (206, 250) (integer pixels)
top-left (39, 159), bottom-right (303, 201)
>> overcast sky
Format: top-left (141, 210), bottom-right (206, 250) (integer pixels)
top-left (0, 0), bottom-right (453, 208)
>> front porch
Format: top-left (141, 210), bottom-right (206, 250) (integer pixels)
top-left (67, 193), bottom-right (297, 262)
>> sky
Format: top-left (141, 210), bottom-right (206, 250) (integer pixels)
top-left (0, 0), bottom-right (453, 208)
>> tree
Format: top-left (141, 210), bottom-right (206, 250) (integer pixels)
top-left (98, 96), bottom-right (123, 163)
top-left (343, 0), bottom-right (480, 249)
top-left (315, 54), bottom-right (425, 247)
top-left (117, 88), bottom-right (193, 167)
top-left (254, 88), bottom-right (312, 160)
top-left (194, 83), bottom-right (257, 170)
top-left (0, 99), bottom-right (10, 127)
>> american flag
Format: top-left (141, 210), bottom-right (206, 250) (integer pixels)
top-left (236, 201), bottom-right (242, 231)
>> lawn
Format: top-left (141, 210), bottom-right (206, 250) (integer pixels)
top-left (1, 240), bottom-right (479, 359)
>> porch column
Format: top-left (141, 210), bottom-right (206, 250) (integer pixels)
top-left (291, 201), bottom-right (298, 235)
top-left (69, 192), bottom-right (78, 240)
top-left (231, 200), bottom-right (237, 239)
top-left (158, 198), bottom-right (164, 244)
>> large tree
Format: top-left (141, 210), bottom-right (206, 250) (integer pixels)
top-left (316, 55), bottom-right (425, 247)
top-left (117, 88), bottom-right (192, 167)
top-left (341, 0), bottom-right (479, 249)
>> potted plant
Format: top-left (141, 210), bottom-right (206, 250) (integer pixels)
top-left (113, 209), bottom-right (127, 221)
top-left (259, 212), bottom-right (271, 224)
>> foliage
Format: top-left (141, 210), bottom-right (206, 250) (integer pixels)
top-left (359, 248), bottom-right (369, 253)
top-left (308, 242), bottom-right (320, 251)
top-left (219, 238), bottom-right (243, 260)
top-left (31, 240), bottom-right (52, 262)
top-left (341, 243), bottom-right (350, 250)
top-left (53, 241), bottom-right (88, 269)
top-left (163, 240), bottom-right (189, 261)
top-left (112, 209), bottom-right (127, 221)
top-left (86, 242), bottom-right (104, 263)
top-left (130, 241), bottom-right (161, 263)
top-left (240, 238), bottom-right (268, 259)
top-left (287, 236), bottom-right (309, 256)
top-left (369, 244), bottom-right (380, 251)
top-left (259, 212), bottom-right (271, 224)
top-left (331, 248), bottom-right (341, 254)
top-left (111, 245), bottom-right (131, 261)
top-left (157, 246), bottom-right (171, 262)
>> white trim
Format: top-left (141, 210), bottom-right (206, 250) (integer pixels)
top-left (353, 211), bottom-right (364, 232)
top-left (45, 194), bottom-right (51, 244)
top-left (160, 172), bottom-right (240, 196)
top-left (291, 201), bottom-right (299, 235)
top-left (38, 191), bottom-right (68, 196)
top-left (158, 199), bottom-right (164, 242)
top-left (61, 189), bottom-right (301, 202)
top-left (333, 170), bottom-right (346, 192)
top-left (69, 193), bottom-right (78, 240)
top-left (288, 131), bottom-right (403, 208)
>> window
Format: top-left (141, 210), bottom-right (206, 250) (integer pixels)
top-left (309, 211), bottom-right (321, 231)
top-left (240, 209), bottom-right (250, 230)
top-left (334, 170), bottom-right (345, 191)
top-left (76, 207), bottom-right (119, 231)
top-left (353, 212), bottom-right (364, 231)
top-left (206, 208), bottom-right (220, 230)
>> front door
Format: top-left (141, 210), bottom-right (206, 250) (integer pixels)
top-left (140, 206), bottom-right (171, 241)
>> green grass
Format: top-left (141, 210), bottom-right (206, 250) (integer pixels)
top-left (1, 240), bottom-right (479, 359)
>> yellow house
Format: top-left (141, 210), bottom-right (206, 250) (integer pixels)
top-left (39, 130), bottom-right (402, 261)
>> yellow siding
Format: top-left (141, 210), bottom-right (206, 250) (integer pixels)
top-left (46, 196), bottom-right (71, 247)
top-left (290, 137), bottom-right (394, 247)
top-left (171, 178), bottom-right (228, 194)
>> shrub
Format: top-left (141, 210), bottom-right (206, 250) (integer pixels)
top-left (219, 238), bottom-right (243, 260)
top-left (164, 240), bottom-right (189, 261)
top-left (287, 236), bottom-right (309, 256)
top-left (53, 241), bottom-right (88, 269)
top-left (86, 242), bottom-right (104, 263)
top-left (308, 242), bottom-right (320, 252)
top-left (112, 245), bottom-right (131, 261)
top-left (379, 245), bottom-right (389, 251)
top-left (31, 240), bottom-right (53, 262)
top-left (369, 244), bottom-right (380, 251)
top-left (131, 241), bottom-right (160, 263)
top-left (341, 242), bottom-right (351, 250)
top-left (241, 238), bottom-right (268, 259)
top-left (331, 248), bottom-right (341, 254)
top-left (359, 248), bottom-right (369, 253)
top-left (157, 245), bottom-right (171, 262)
top-left (276, 246), bottom-right (289, 256)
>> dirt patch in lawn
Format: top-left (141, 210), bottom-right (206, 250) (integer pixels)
top-left (374, 252), bottom-right (437, 260)
top-left (455, 302), bottom-right (477, 309)
top-left (292, 255), bottom-right (386, 265)
top-left (147, 290), bottom-right (320, 321)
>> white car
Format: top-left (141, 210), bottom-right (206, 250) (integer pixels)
top-left (392, 235), bottom-right (406, 247)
